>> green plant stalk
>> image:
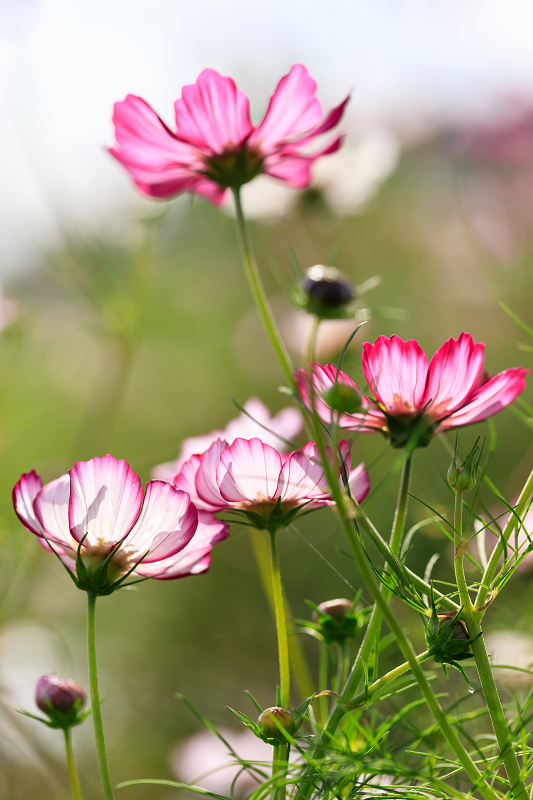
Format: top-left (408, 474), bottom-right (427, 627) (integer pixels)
top-left (250, 529), bottom-right (314, 701)
top-left (322, 455), bottom-right (412, 737)
top-left (303, 418), bottom-right (498, 800)
top-left (232, 187), bottom-right (295, 390)
top-left (344, 649), bottom-right (430, 707)
top-left (87, 592), bottom-right (115, 800)
top-left (269, 531), bottom-right (290, 707)
top-left (476, 465), bottom-right (533, 608)
top-left (454, 493), bottom-right (527, 800)
top-left (64, 727), bottom-right (84, 800)
top-left (318, 643), bottom-right (329, 726)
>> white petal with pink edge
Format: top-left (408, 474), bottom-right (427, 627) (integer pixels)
top-left (68, 455), bottom-right (143, 547)
top-left (278, 442), bottom-right (330, 502)
top-left (194, 439), bottom-right (229, 510)
top-left (346, 463), bottom-right (371, 504)
top-left (362, 335), bottom-right (428, 415)
top-left (13, 471), bottom-right (44, 536)
top-left (34, 475), bottom-right (76, 552)
top-left (136, 512), bottom-right (229, 580)
top-left (439, 367), bottom-right (528, 430)
top-left (125, 482), bottom-right (198, 563)
top-left (423, 333), bottom-right (485, 419)
top-left (216, 438), bottom-right (283, 504)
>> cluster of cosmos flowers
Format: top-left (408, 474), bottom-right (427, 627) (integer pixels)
top-left (12, 334), bottom-right (526, 589)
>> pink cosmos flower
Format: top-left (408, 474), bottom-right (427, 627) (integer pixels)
top-left (13, 455), bottom-right (228, 592)
top-left (152, 398), bottom-right (302, 483)
top-left (110, 65), bottom-right (348, 205)
top-left (296, 333), bottom-right (528, 448)
top-left (174, 437), bottom-right (370, 530)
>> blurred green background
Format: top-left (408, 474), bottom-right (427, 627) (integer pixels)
top-left (1, 122), bottom-right (533, 799)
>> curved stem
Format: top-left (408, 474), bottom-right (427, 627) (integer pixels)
top-left (269, 531), bottom-right (290, 707)
top-left (87, 591), bottom-right (115, 800)
top-left (454, 493), bottom-right (527, 799)
top-left (232, 187), bottom-right (295, 390)
top-left (345, 650), bottom-right (430, 707)
top-left (64, 727), bottom-right (83, 800)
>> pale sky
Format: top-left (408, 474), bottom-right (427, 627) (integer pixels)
top-left (1, 0), bottom-right (533, 273)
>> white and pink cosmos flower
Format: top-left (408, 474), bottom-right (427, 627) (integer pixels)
top-left (13, 455), bottom-right (228, 592)
top-left (296, 333), bottom-right (528, 448)
top-left (174, 437), bottom-right (370, 531)
top-left (110, 65), bottom-right (348, 205)
top-left (153, 398), bottom-right (302, 483)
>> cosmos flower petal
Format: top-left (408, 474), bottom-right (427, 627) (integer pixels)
top-left (346, 463), bottom-right (371, 504)
top-left (250, 64), bottom-right (323, 152)
top-left (68, 455), bottom-right (143, 547)
top-left (194, 439), bottom-right (229, 510)
top-left (136, 511), bottom-right (229, 580)
top-left (439, 366), bottom-right (529, 430)
top-left (13, 470), bottom-right (44, 536)
top-left (174, 69), bottom-right (253, 154)
top-left (216, 438), bottom-right (283, 504)
top-left (424, 333), bottom-right (485, 417)
top-left (125, 481), bottom-right (198, 563)
top-left (277, 442), bottom-right (330, 502)
top-left (34, 475), bottom-right (75, 552)
top-left (362, 335), bottom-right (428, 415)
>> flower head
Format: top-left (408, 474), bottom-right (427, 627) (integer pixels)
top-left (35, 674), bottom-right (86, 729)
top-left (296, 333), bottom-right (528, 448)
top-left (153, 398), bottom-right (302, 483)
top-left (13, 455), bottom-right (227, 594)
top-left (174, 436), bottom-right (370, 532)
top-left (110, 65), bottom-right (348, 204)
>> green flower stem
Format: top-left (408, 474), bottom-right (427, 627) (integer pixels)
top-left (250, 529), bottom-right (314, 701)
top-left (344, 650), bottom-right (430, 707)
top-left (269, 531), bottom-right (290, 708)
top-left (87, 591), bottom-right (115, 800)
top-left (64, 727), bottom-right (83, 800)
top-left (475, 465), bottom-right (533, 609)
top-left (232, 187), bottom-right (295, 390)
top-left (305, 421), bottom-right (498, 800)
top-left (454, 493), bottom-right (527, 800)
top-left (322, 454), bottom-right (412, 737)
top-left (318, 643), bottom-right (329, 726)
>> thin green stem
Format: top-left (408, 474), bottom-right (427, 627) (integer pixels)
top-left (269, 531), bottom-right (290, 707)
top-left (232, 187), bottom-right (295, 389)
top-left (476, 466), bottom-right (533, 609)
top-left (454, 492), bottom-right (527, 799)
top-left (345, 650), bottom-right (431, 707)
top-left (318, 643), bottom-right (329, 726)
top-left (64, 727), bottom-right (83, 800)
top-left (249, 530), bottom-right (314, 701)
top-left (87, 592), bottom-right (115, 800)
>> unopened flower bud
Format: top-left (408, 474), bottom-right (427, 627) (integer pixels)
top-left (437, 613), bottom-right (470, 647)
top-left (312, 598), bottom-right (353, 623)
top-left (321, 384), bottom-right (363, 415)
top-left (258, 707), bottom-right (296, 742)
top-left (36, 675), bottom-right (86, 728)
top-left (300, 265), bottom-right (355, 318)
top-left (447, 436), bottom-right (483, 493)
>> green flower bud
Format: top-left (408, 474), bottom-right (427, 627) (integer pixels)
top-left (437, 613), bottom-right (470, 650)
top-left (258, 707), bottom-right (296, 742)
top-left (321, 383), bottom-right (363, 415)
top-left (447, 435), bottom-right (484, 492)
top-left (310, 598), bottom-right (360, 644)
top-left (312, 598), bottom-right (353, 622)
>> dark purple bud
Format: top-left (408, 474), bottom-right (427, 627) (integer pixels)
top-left (312, 598), bottom-right (353, 623)
top-left (36, 674), bottom-right (86, 716)
top-left (258, 707), bottom-right (296, 742)
top-left (301, 265), bottom-right (354, 317)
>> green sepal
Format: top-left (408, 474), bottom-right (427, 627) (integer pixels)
top-left (18, 699), bottom-right (91, 731)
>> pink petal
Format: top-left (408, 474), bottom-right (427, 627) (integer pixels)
top-left (263, 154), bottom-right (313, 188)
top-left (346, 463), bottom-right (371, 504)
top-left (34, 475), bottom-right (76, 553)
top-left (439, 366), bottom-right (528, 430)
top-left (124, 481), bottom-right (198, 563)
top-left (194, 439), bottom-right (229, 510)
top-left (362, 336), bottom-right (429, 415)
top-left (294, 362), bottom-right (386, 432)
top-left (250, 65), bottom-right (322, 153)
top-left (136, 511), bottom-right (229, 580)
top-left (216, 438), bottom-right (283, 504)
top-left (174, 69), bottom-right (253, 155)
top-left (424, 333), bottom-right (485, 419)
top-left (277, 442), bottom-right (330, 502)
top-left (13, 470), bottom-right (44, 536)
top-left (68, 455), bottom-right (143, 548)
top-left (111, 95), bottom-right (199, 168)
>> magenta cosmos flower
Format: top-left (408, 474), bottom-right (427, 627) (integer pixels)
top-left (173, 437), bottom-right (370, 532)
top-left (296, 333), bottom-right (528, 449)
top-left (13, 455), bottom-right (228, 594)
top-left (110, 64), bottom-right (348, 205)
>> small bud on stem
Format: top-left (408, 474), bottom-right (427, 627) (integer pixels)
top-left (258, 707), bottom-right (296, 742)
